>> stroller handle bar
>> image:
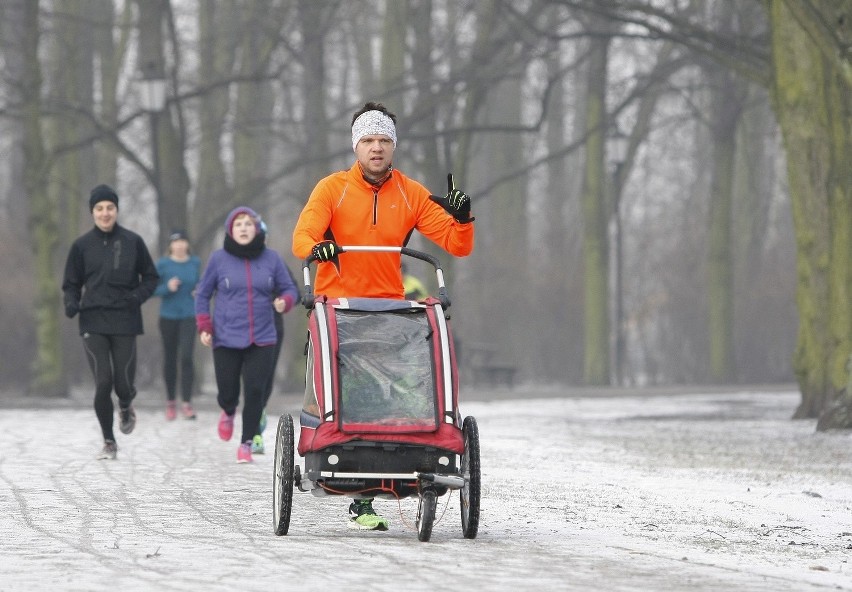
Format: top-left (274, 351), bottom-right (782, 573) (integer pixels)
top-left (301, 246), bottom-right (450, 309)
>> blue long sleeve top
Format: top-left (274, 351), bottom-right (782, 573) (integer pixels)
top-left (155, 255), bottom-right (201, 320)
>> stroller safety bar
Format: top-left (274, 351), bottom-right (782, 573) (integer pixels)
top-left (301, 246), bottom-right (451, 309)
top-left (316, 470), bottom-right (466, 490)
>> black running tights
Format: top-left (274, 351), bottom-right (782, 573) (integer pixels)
top-left (81, 333), bottom-right (137, 442)
top-left (159, 317), bottom-right (196, 402)
top-left (212, 344), bottom-right (275, 444)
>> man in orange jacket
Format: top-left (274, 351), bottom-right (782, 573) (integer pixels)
top-left (292, 101), bottom-right (475, 300)
top-left (291, 101), bottom-right (475, 530)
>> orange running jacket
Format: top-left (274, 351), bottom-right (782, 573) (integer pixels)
top-left (292, 163), bottom-right (474, 299)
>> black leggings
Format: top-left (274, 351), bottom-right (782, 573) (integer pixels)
top-left (159, 317), bottom-right (196, 402)
top-left (213, 344), bottom-right (275, 444)
top-left (81, 333), bottom-right (137, 442)
top-left (262, 311), bottom-right (284, 409)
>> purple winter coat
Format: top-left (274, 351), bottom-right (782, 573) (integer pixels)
top-left (195, 247), bottom-right (298, 349)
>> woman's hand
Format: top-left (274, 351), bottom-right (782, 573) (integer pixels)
top-left (200, 331), bottom-right (212, 347)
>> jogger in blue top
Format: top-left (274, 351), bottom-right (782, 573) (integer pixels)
top-left (154, 230), bottom-right (201, 420)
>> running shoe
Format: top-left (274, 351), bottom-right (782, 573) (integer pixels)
top-left (96, 440), bottom-right (118, 460)
top-left (119, 405), bottom-right (136, 434)
top-left (251, 434), bottom-right (265, 454)
top-left (259, 409), bottom-right (268, 434)
top-left (237, 441), bottom-right (253, 463)
top-left (181, 402), bottom-right (196, 420)
top-left (166, 401), bottom-right (177, 421)
top-left (348, 499), bottom-right (389, 531)
top-left (218, 410), bottom-right (235, 441)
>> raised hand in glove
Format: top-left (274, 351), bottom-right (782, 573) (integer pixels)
top-left (312, 240), bottom-right (341, 262)
top-left (429, 173), bottom-right (474, 223)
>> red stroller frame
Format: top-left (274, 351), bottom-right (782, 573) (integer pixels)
top-left (272, 246), bottom-right (481, 542)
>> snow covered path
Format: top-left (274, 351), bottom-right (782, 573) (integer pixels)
top-left (0, 388), bottom-right (850, 591)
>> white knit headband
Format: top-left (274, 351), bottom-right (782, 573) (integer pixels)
top-left (351, 110), bottom-right (397, 151)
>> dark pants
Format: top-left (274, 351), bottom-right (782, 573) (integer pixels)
top-left (213, 344), bottom-right (275, 444)
top-left (262, 311), bottom-right (285, 409)
top-left (81, 333), bottom-right (137, 442)
top-left (159, 317), bottom-right (196, 402)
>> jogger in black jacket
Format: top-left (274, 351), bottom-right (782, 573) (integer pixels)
top-left (62, 184), bottom-right (159, 460)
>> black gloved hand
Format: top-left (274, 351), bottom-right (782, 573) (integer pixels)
top-left (429, 173), bottom-right (474, 223)
top-left (65, 302), bottom-right (79, 319)
top-left (312, 240), bottom-right (341, 262)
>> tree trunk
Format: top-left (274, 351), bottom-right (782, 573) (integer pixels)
top-left (381, 0), bottom-right (407, 97)
top-left (194, 0), bottom-right (237, 249)
top-left (705, 54), bottom-right (745, 383)
top-left (580, 23), bottom-right (610, 385)
top-left (137, 0), bottom-right (190, 253)
top-left (92, 0), bottom-right (123, 190)
top-left (233, 2), bottom-right (277, 212)
top-left (299, 0), bottom-right (332, 195)
top-left (19, 1), bottom-right (66, 397)
top-left (766, 1), bottom-right (852, 423)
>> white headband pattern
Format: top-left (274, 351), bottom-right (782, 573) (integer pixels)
top-left (351, 110), bottom-right (397, 151)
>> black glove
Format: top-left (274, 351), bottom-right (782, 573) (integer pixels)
top-left (65, 302), bottom-right (79, 319)
top-left (312, 240), bottom-right (341, 262)
top-left (430, 173), bottom-right (474, 223)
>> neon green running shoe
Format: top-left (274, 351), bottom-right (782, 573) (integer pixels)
top-left (348, 499), bottom-right (389, 531)
top-left (251, 434), bottom-right (265, 454)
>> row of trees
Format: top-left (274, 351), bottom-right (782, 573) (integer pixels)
top-left (0, 0), bottom-right (849, 430)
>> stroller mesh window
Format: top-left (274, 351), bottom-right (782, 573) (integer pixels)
top-left (336, 310), bottom-right (436, 428)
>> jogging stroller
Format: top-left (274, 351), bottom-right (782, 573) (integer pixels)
top-left (272, 246), bottom-right (481, 542)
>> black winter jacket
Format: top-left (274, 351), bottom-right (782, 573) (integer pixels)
top-left (62, 224), bottom-right (159, 335)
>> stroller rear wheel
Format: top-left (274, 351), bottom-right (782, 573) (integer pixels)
top-left (273, 414), bottom-right (295, 536)
top-left (460, 415), bottom-right (480, 539)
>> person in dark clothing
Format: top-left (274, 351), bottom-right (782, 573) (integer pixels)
top-left (252, 220), bottom-right (296, 454)
top-left (62, 184), bottom-right (159, 460)
top-left (195, 207), bottom-right (299, 463)
top-left (154, 230), bottom-right (201, 420)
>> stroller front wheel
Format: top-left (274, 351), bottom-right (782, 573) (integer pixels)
top-left (417, 489), bottom-right (438, 542)
top-left (273, 414), bottom-right (295, 536)
top-left (460, 415), bottom-right (481, 539)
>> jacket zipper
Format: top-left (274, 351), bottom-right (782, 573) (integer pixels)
top-left (372, 189), bottom-right (378, 226)
top-left (245, 259), bottom-right (254, 342)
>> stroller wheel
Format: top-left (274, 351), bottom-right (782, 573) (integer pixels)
top-left (460, 416), bottom-right (480, 539)
top-left (417, 489), bottom-right (438, 542)
top-left (273, 414), bottom-right (295, 535)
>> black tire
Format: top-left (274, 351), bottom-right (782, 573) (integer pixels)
top-left (273, 414), bottom-right (295, 536)
top-left (417, 489), bottom-right (438, 542)
top-left (460, 415), bottom-right (480, 539)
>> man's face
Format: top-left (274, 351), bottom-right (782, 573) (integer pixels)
top-left (92, 201), bottom-right (118, 232)
top-left (355, 134), bottom-right (395, 179)
top-left (231, 214), bottom-right (257, 245)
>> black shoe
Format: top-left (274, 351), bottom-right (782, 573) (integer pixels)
top-left (119, 405), bottom-right (136, 434)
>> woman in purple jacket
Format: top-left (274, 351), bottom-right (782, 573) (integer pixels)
top-left (195, 206), bottom-right (299, 463)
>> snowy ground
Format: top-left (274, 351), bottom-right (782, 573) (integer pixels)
top-left (0, 386), bottom-right (850, 591)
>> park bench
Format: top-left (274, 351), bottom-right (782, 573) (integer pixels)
top-left (463, 342), bottom-right (517, 388)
